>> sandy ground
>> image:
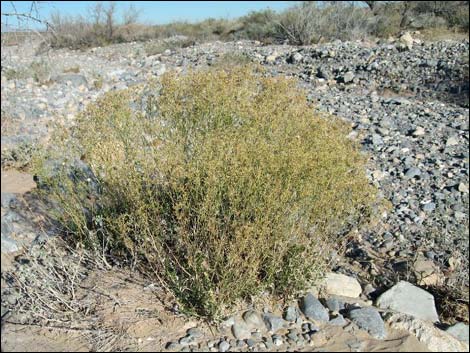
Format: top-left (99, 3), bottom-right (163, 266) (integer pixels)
top-left (1, 170), bottom-right (36, 194)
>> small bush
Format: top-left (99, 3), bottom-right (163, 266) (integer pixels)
top-left (234, 10), bottom-right (279, 42)
top-left (29, 60), bottom-right (51, 84)
top-left (2, 60), bottom-right (51, 83)
top-left (1, 141), bottom-right (35, 170)
top-left (3, 67), bottom-right (29, 80)
top-left (63, 65), bottom-right (80, 74)
top-left (34, 66), bottom-right (376, 318)
top-left (144, 37), bottom-right (195, 56)
top-left (212, 52), bottom-right (252, 67)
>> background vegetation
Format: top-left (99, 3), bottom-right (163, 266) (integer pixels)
top-left (3, 1), bottom-right (467, 49)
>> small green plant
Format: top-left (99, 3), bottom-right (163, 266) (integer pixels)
top-left (3, 61), bottom-right (51, 83)
top-left (3, 68), bottom-right (28, 80)
top-left (63, 65), bottom-right (80, 74)
top-left (29, 60), bottom-right (51, 84)
top-left (145, 37), bottom-right (195, 56)
top-left (213, 52), bottom-right (252, 67)
top-left (34, 66), bottom-right (377, 319)
top-left (92, 76), bottom-right (104, 90)
top-left (2, 141), bottom-right (36, 170)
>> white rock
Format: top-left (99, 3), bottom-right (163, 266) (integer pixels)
top-left (458, 182), bottom-right (469, 193)
top-left (322, 272), bottom-right (362, 298)
top-left (413, 126), bottom-right (426, 136)
top-left (265, 54), bottom-right (277, 63)
top-left (398, 32), bottom-right (414, 50)
top-left (387, 313), bottom-right (469, 352)
top-left (446, 136), bottom-right (459, 146)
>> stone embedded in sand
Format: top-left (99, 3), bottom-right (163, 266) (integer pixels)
top-left (187, 327), bottom-right (203, 339)
top-left (387, 313), bottom-right (469, 352)
top-left (348, 307), bottom-right (386, 340)
top-left (231, 320), bottom-right (251, 340)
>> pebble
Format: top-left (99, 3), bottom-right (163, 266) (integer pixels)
top-left (404, 167), bottom-right (421, 179)
top-left (284, 305), bottom-right (300, 322)
top-left (218, 341), bottom-right (230, 352)
top-left (264, 315), bottom-right (286, 335)
top-left (187, 327), bottom-right (204, 339)
top-left (179, 335), bottom-right (194, 346)
top-left (299, 293), bottom-right (329, 322)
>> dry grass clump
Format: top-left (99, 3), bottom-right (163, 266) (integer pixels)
top-left (33, 66), bottom-right (376, 319)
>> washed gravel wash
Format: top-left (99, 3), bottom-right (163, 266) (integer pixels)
top-left (2, 35), bottom-right (468, 287)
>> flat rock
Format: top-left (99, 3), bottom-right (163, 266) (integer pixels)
top-left (348, 307), bottom-right (386, 340)
top-left (376, 281), bottom-right (439, 322)
top-left (325, 297), bottom-right (342, 313)
top-left (446, 136), bottom-right (459, 146)
top-left (322, 272), bottom-right (362, 298)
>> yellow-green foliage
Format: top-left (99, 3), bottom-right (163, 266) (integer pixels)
top-left (144, 37), bottom-right (195, 56)
top-left (34, 66), bottom-right (376, 318)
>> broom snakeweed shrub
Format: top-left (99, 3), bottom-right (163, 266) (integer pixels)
top-left (34, 66), bottom-right (377, 319)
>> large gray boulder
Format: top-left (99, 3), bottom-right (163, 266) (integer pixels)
top-left (376, 281), bottom-right (439, 322)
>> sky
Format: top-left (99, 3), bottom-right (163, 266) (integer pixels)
top-left (1, 1), bottom-right (296, 30)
